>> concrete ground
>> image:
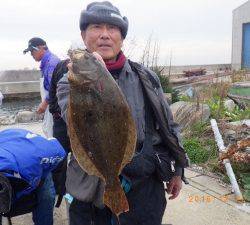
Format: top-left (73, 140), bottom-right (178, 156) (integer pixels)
top-left (1, 122), bottom-right (250, 225)
top-left (162, 170), bottom-right (250, 225)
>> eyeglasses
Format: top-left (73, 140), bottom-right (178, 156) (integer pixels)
top-left (30, 46), bottom-right (39, 55)
top-left (30, 46), bottom-right (39, 52)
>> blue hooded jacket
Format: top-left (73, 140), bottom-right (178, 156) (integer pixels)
top-left (40, 50), bottom-right (60, 102)
top-left (0, 128), bottom-right (66, 199)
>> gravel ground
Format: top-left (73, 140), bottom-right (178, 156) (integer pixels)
top-left (0, 98), bottom-right (40, 116)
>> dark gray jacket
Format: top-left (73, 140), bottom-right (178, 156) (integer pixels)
top-left (128, 60), bottom-right (189, 167)
top-left (56, 59), bottom-right (188, 207)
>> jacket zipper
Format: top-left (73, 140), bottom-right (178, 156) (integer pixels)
top-left (171, 161), bottom-right (175, 172)
top-left (156, 153), bottom-right (176, 173)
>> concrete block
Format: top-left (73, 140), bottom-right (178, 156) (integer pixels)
top-left (205, 189), bottom-right (236, 207)
top-left (190, 175), bottom-right (232, 196)
top-left (16, 110), bottom-right (42, 123)
top-left (0, 81), bottom-right (40, 96)
top-left (185, 169), bottom-right (201, 178)
top-left (188, 178), bottom-right (208, 191)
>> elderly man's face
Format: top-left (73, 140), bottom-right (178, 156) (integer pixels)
top-left (81, 23), bottom-right (123, 62)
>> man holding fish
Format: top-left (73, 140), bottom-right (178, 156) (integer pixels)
top-left (57, 1), bottom-right (189, 225)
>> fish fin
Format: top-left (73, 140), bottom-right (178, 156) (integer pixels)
top-left (104, 178), bottom-right (129, 217)
top-left (120, 113), bottom-right (137, 173)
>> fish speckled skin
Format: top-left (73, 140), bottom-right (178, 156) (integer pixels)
top-left (67, 50), bottom-right (137, 216)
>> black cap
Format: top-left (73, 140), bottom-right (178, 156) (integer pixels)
top-left (79, 1), bottom-right (128, 38)
top-left (23, 37), bottom-right (47, 54)
top-left (0, 173), bottom-right (12, 214)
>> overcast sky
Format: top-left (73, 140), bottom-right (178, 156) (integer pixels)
top-left (0, 0), bottom-right (248, 70)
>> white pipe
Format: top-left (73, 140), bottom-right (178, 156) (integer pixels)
top-left (210, 119), bottom-right (244, 202)
top-left (210, 119), bottom-right (226, 152)
top-left (223, 159), bottom-right (244, 202)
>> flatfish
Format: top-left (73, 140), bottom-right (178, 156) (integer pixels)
top-left (67, 50), bottom-right (137, 216)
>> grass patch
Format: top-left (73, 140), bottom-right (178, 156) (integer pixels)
top-left (183, 122), bottom-right (218, 164)
top-left (183, 138), bottom-right (208, 163)
top-left (207, 98), bottom-right (250, 121)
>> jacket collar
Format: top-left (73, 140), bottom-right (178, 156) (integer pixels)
top-left (123, 59), bottom-right (134, 76)
top-left (40, 50), bottom-right (52, 70)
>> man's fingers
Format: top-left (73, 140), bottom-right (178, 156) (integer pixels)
top-left (92, 52), bottom-right (105, 66)
top-left (67, 53), bottom-right (105, 69)
top-left (166, 182), bottom-right (174, 194)
top-left (168, 186), bottom-right (181, 200)
top-left (166, 176), bottom-right (182, 200)
top-left (36, 107), bottom-right (44, 114)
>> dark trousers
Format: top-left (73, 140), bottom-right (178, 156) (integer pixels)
top-left (52, 117), bottom-right (70, 196)
top-left (53, 117), bottom-right (70, 152)
top-left (69, 176), bottom-right (166, 225)
top-left (69, 200), bottom-right (112, 225)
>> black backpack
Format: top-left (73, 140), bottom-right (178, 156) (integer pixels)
top-left (0, 176), bottom-right (43, 225)
top-left (49, 59), bottom-right (70, 115)
top-left (1, 191), bottom-right (38, 225)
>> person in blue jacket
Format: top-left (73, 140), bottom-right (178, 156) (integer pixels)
top-left (0, 128), bottom-right (66, 225)
top-left (23, 37), bottom-right (60, 138)
top-left (23, 37), bottom-right (60, 116)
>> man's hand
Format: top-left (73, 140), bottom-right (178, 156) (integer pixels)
top-left (92, 52), bottom-right (105, 66)
top-left (37, 100), bottom-right (48, 114)
top-left (166, 176), bottom-right (182, 200)
top-left (67, 51), bottom-right (105, 73)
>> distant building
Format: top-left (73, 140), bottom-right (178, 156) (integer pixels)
top-left (232, 0), bottom-right (250, 70)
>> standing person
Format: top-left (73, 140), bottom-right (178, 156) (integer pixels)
top-left (49, 58), bottom-right (71, 206)
top-left (0, 128), bottom-right (66, 225)
top-left (57, 1), bottom-right (189, 225)
top-left (23, 37), bottom-right (60, 137)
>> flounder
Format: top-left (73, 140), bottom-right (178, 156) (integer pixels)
top-left (67, 50), bottom-right (137, 216)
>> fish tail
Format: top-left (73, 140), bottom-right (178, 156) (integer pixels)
top-left (104, 178), bottom-right (129, 217)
